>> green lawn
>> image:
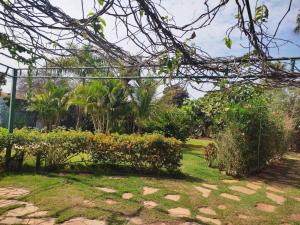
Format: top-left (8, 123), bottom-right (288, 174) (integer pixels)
top-left (0, 139), bottom-right (300, 225)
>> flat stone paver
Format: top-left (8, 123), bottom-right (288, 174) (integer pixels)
top-left (256, 203), bottom-right (277, 212)
top-left (143, 187), bottom-right (159, 195)
top-left (229, 185), bottom-right (256, 195)
top-left (5, 204), bottom-right (39, 217)
top-left (294, 197), bottom-right (300, 202)
top-left (129, 217), bottom-right (144, 225)
top-left (196, 215), bottom-right (221, 225)
top-left (104, 199), bottom-right (118, 205)
top-left (27, 218), bottom-right (55, 225)
top-left (0, 199), bottom-right (20, 208)
top-left (201, 183), bottom-right (218, 190)
top-left (266, 186), bottom-right (284, 194)
top-left (143, 201), bottom-right (158, 209)
top-left (217, 204), bottom-right (227, 210)
top-left (220, 193), bottom-right (240, 201)
top-left (165, 194), bottom-right (180, 201)
top-left (238, 214), bottom-right (249, 219)
top-left (180, 223), bottom-right (202, 225)
top-left (122, 193), bottom-right (134, 200)
top-left (198, 207), bottom-right (217, 216)
top-left (96, 187), bottom-right (117, 193)
top-left (291, 214), bottom-right (300, 222)
top-left (266, 192), bottom-right (286, 205)
top-left (0, 187), bottom-right (30, 199)
top-left (222, 179), bottom-right (239, 184)
top-left (27, 211), bottom-right (49, 218)
top-left (194, 186), bottom-right (211, 198)
top-left (83, 200), bottom-right (96, 208)
top-left (246, 182), bottom-right (261, 190)
top-left (61, 217), bottom-right (107, 225)
top-left (168, 207), bottom-right (191, 218)
top-left (0, 217), bottom-right (24, 224)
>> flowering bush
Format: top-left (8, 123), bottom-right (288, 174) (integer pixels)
top-left (89, 133), bottom-right (182, 171)
top-left (0, 128), bottom-right (182, 171)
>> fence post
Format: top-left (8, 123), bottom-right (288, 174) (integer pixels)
top-left (291, 59), bottom-right (295, 72)
top-left (5, 69), bottom-right (18, 170)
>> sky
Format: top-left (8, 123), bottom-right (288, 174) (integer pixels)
top-left (0, 0), bottom-right (299, 98)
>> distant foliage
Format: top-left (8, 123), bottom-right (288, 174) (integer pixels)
top-left (144, 108), bottom-right (192, 142)
top-left (0, 128), bottom-right (182, 172)
top-left (204, 143), bottom-right (218, 167)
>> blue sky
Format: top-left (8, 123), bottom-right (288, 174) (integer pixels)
top-left (0, 0), bottom-right (299, 97)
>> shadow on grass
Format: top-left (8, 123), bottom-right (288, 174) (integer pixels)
top-left (0, 162), bottom-right (204, 184)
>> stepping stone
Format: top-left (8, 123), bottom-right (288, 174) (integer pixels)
top-left (238, 214), bottom-right (249, 219)
top-left (143, 201), bottom-right (158, 209)
top-left (61, 217), bottom-right (107, 225)
top-left (83, 200), bottom-right (96, 208)
top-left (165, 194), bottom-right (180, 201)
top-left (217, 204), bottom-right (227, 210)
top-left (104, 199), bottom-right (118, 205)
top-left (246, 182), bottom-right (261, 190)
top-left (0, 217), bottom-right (25, 224)
top-left (96, 187), bottom-right (117, 193)
top-left (168, 207), bottom-right (191, 218)
top-left (220, 193), bottom-right (240, 201)
top-left (202, 183), bottom-right (218, 190)
top-left (0, 199), bottom-right (20, 208)
top-left (291, 214), bottom-right (300, 222)
top-left (27, 211), bottom-right (48, 218)
top-left (0, 187), bottom-right (30, 199)
top-left (198, 207), bottom-right (217, 216)
top-left (196, 215), bottom-right (221, 225)
top-left (122, 193), bottom-right (134, 200)
top-left (294, 197), bottom-right (300, 202)
top-left (222, 179), bottom-right (239, 184)
top-left (229, 186), bottom-right (256, 195)
top-left (129, 217), bottom-right (144, 225)
top-left (180, 223), bottom-right (202, 225)
top-left (6, 204), bottom-right (39, 217)
top-left (143, 187), bottom-right (159, 195)
top-left (266, 186), bottom-right (284, 194)
top-left (27, 218), bottom-right (55, 225)
top-left (194, 186), bottom-right (211, 198)
top-left (256, 203), bottom-right (277, 212)
top-left (266, 192), bottom-right (286, 205)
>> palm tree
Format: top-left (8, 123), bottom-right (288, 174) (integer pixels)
top-left (27, 80), bottom-right (70, 130)
top-left (68, 80), bottom-right (128, 133)
top-left (131, 79), bottom-right (158, 133)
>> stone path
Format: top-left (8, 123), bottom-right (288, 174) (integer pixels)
top-left (194, 186), bottom-right (211, 198)
top-left (143, 187), bottom-right (159, 195)
top-left (220, 193), bottom-right (240, 201)
top-left (143, 201), bottom-right (158, 209)
top-left (229, 185), bottom-right (256, 195)
top-left (164, 194), bottom-right (180, 201)
top-left (96, 187), bottom-right (117, 193)
top-left (168, 207), bottom-right (191, 218)
top-left (1, 153), bottom-right (299, 225)
top-left (255, 203), bottom-right (277, 212)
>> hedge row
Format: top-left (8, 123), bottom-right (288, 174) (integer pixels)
top-left (0, 128), bottom-right (182, 172)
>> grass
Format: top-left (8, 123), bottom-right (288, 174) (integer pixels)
top-left (0, 139), bottom-right (300, 225)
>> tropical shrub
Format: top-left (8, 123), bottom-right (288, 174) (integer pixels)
top-left (204, 143), bottom-right (218, 167)
top-left (89, 133), bottom-right (182, 171)
top-left (215, 101), bottom-right (290, 176)
top-left (0, 127), bottom-right (8, 165)
top-left (144, 108), bottom-right (192, 141)
top-left (0, 128), bottom-right (182, 172)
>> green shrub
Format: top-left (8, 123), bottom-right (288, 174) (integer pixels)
top-left (0, 128), bottom-right (8, 165)
top-left (204, 143), bottom-right (218, 167)
top-left (216, 104), bottom-right (290, 176)
top-left (144, 108), bottom-right (191, 142)
top-left (1, 128), bottom-right (182, 172)
top-left (89, 133), bottom-right (182, 172)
